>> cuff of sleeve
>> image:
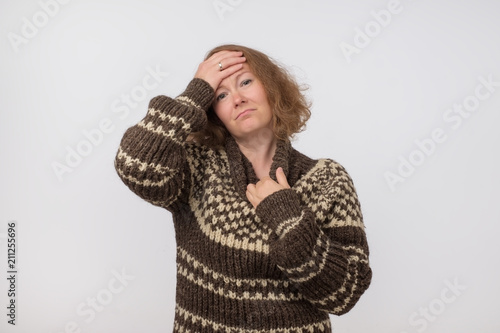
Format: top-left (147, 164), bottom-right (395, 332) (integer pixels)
top-left (179, 78), bottom-right (215, 111)
top-left (148, 78), bottom-right (214, 133)
top-left (255, 189), bottom-right (303, 237)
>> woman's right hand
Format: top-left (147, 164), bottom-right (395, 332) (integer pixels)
top-left (194, 50), bottom-right (246, 91)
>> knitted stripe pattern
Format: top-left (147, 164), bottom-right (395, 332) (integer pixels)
top-left (115, 78), bottom-right (372, 332)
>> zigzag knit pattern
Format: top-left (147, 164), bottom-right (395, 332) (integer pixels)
top-left (115, 78), bottom-right (372, 332)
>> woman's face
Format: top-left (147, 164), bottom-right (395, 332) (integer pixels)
top-left (213, 63), bottom-right (273, 141)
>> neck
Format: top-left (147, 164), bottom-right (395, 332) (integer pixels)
top-left (234, 133), bottom-right (277, 180)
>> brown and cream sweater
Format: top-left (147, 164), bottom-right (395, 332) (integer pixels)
top-left (115, 78), bottom-right (372, 332)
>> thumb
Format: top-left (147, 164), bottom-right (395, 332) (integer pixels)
top-left (276, 167), bottom-right (290, 188)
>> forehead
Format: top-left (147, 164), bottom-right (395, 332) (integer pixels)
top-left (219, 63), bottom-right (254, 86)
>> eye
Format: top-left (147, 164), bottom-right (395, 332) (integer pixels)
top-left (216, 92), bottom-right (227, 101)
top-left (241, 79), bottom-right (252, 86)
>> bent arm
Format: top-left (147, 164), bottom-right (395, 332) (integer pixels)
top-left (114, 78), bottom-right (214, 211)
top-left (256, 161), bottom-right (372, 315)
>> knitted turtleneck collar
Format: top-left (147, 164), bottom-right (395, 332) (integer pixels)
top-left (224, 135), bottom-right (293, 199)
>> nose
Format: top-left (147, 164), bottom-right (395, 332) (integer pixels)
top-left (232, 91), bottom-right (245, 107)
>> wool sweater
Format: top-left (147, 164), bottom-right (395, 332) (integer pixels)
top-left (115, 78), bottom-right (372, 332)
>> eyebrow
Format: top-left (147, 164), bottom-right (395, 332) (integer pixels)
top-left (216, 71), bottom-right (251, 92)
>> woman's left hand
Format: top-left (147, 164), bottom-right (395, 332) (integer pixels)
top-left (246, 167), bottom-right (290, 208)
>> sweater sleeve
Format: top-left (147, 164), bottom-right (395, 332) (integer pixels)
top-left (255, 160), bottom-right (372, 315)
top-left (114, 78), bottom-right (214, 211)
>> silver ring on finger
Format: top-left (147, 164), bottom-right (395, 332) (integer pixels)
top-left (219, 62), bottom-right (223, 71)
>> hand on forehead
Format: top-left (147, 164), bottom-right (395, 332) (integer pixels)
top-left (218, 63), bottom-right (252, 88)
top-left (195, 50), bottom-right (246, 92)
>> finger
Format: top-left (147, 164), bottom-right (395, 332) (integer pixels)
top-left (218, 55), bottom-right (246, 71)
top-left (216, 59), bottom-right (246, 80)
top-left (276, 167), bottom-right (290, 188)
top-left (247, 183), bottom-right (256, 194)
top-left (207, 51), bottom-right (244, 69)
top-left (208, 54), bottom-right (246, 88)
top-left (245, 187), bottom-right (257, 208)
top-left (218, 62), bottom-right (244, 80)
top-left (257, 176), bottom-right (273, 184)
top-left (245, 188), bottom-right (253, 201)
top-left (198, 51), bottom-right (244, 74)
top-left (207, 50), bottom-right (243, 62)
top-left (195, 55), bottom-right (244, 91)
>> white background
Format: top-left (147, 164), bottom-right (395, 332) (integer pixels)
top-left (1, 0), bottom-right (499, 332)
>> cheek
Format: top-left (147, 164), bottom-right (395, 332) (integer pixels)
top-left (214, 104), bottom-right (230, 125)
top-left (256, 87), bottom-right (270, 106)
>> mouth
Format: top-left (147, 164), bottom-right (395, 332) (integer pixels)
top-left (235, 109), bottom-right (254, 120)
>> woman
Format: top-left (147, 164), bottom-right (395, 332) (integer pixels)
top-left (115, 44), bottom-right (372, 332)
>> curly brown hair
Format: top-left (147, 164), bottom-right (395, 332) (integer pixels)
top-left (189, 44), bottom-right (311, 147)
